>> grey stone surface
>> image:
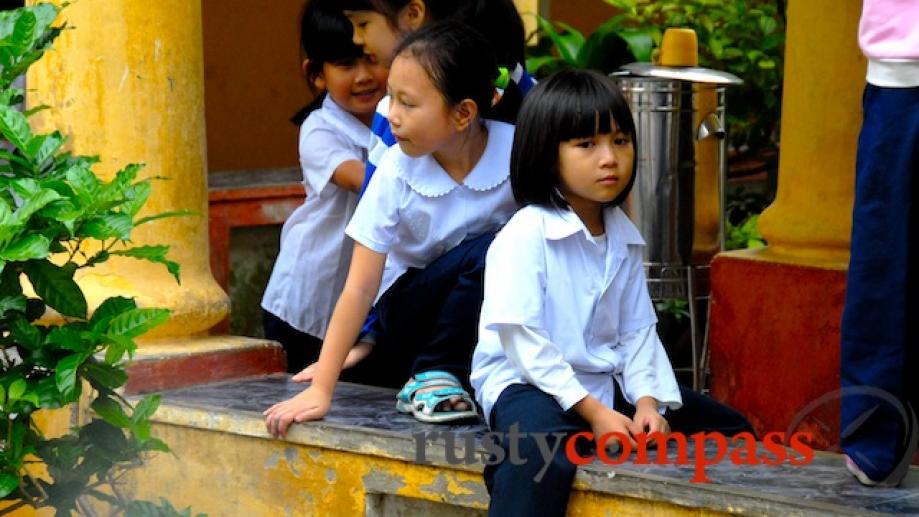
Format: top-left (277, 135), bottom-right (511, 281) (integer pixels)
top-left (152, 375), bottom-right (919, 515)
top-left (209, 167), bottom-right (302, 190)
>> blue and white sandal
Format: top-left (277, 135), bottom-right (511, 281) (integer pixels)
top-left (396, 371), bottom-right (478, 424)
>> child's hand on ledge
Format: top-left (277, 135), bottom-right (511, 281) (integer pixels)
top-left (292, 340), bottom-right (375, 383)
top-left (632, 396), bottom-right (670, 445)
top-left (573, 395), bottom-right (641, 452)
top-left (263, 385), bottom-right (332, 438)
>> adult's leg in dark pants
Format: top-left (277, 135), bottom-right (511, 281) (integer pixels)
top-left (841, 85), bottom-right (919, 482)
top-left (614, 384), bottom-right (755, 437)
top-left (484, 384), bottom-right (589, 517)
top-left (376, 232), bottom-right (496, 388)
top-left (262, 310), bottom-right (322, 374)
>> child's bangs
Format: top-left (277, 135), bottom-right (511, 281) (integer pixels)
top-left (310, 15), bottom-right (363, 64)
top-left (557, 80), bottom-right (634, 141)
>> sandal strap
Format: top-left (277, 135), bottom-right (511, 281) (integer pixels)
top-left (413, 370), bottom-right (462, 385)
top-left (396, 370), bottom-right (463, 403)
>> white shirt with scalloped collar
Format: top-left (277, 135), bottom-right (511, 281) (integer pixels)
top-left (345, 119), bottom-right (518, 303)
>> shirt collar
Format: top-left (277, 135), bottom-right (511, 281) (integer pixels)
top-left (394, 120), bottom-right (514, 198)
top-left (318, 94), bottom-right (372, 149)
top-left (543, 205), bottom-right (646, 246)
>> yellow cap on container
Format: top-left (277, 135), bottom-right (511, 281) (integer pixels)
top-left (659, 28), bottom-right (699, 67)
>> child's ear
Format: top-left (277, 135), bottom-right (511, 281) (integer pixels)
top-left (398, 0), bottom-right (426, 32)
top-left (304, 59), bottom-right (327, 90)
top-left (451, 99), bottom-right (479, 132)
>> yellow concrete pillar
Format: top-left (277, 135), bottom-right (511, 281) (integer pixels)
top-left (754, 0), bottom-right (865, 266)
top-left (708, 1), bottom-right (864, 438)
top-left (513, 0), bottom-right (539, 39)
top-left (25, 0), bottom-right (229, 338)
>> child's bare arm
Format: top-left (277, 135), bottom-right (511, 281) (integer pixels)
top-left (329, 159), bottom-right (365, 194)
top-left (264, 243), bottom-right (385, 437)
top-left (293, 341), bottom-right (374, 382)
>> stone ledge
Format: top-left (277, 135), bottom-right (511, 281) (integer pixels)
top-left (138, 375), bottom-right (919, 516)
top-left (124, 336), bottom-right (285, 394)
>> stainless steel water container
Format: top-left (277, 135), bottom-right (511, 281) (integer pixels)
top-left (612, 64), bottom-right (742, 267)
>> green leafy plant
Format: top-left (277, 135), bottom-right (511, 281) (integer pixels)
top-left (725, 184), bottom-right (769, 250)
top-left (726, 214), bottom-right (765, 250)
top-left (0, 5), bottom-right (197, 516)
top-left (525, 14), bottom-right (654, 78)
top-left (527, 0), bottom-right (785, 156)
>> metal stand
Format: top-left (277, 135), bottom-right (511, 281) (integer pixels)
top-left (645, 262), bottom-right (711, 391)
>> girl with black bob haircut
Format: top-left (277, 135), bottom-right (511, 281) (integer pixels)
top-left (290, 0), bottom-right (381, 125)
top-left (510, 68), bottom-right (637, 209)
top-left (471, 69), bottom-right (753, 516)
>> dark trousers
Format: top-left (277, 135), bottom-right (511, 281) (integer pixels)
top-left (263, 310), bottom-right (398, 385)
top-left (262, 310), bottom-right (322, 374)
top-left (841, 84), bottom-right (919, 481)
top-left (373, 232), bottom-right (496, 391)
top-left (484, 383), bottom-right (753, 517)
top-left (616, 384), bottom-right (754, 437)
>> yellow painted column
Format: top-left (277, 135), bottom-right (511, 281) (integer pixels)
top-left (753, 0), bottom-right (865, 267)
top-left (25, 0), bottom-right (229, 338)
top-left (513, 0), bottom-right (540, 39)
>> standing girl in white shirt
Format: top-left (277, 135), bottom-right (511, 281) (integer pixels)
top-left (264, 22), bottom-right (518, 435)
top-left (470, 69), bottom-right (683, 516)
top-left (261, 0), bottom-right (387, 374)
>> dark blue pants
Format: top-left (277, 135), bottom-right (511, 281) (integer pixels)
top-left (484, 383), bottom-right (753, 517)
top-left (616, 384), bottom-right (754, 437)
top-left (373, 232), bottom-right (496, 390)
top-left (263, 310), bottom-right (322, 374)
top-left (841, 84), bottom-right (919, 481)
top-left (263, 310), bottom-right (395, 385)
top-left (484, 384), bottom-right (587, 517)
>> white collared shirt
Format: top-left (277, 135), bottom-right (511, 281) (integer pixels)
top-left (261, 95), bottom-right (369, 338)
top-left (471, 204), bottom-right (683, 419)
top-left (346, 120), bottom-right (518, 302)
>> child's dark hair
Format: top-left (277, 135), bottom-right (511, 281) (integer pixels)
top-left (393, 22), bottom-right (497, 119)
top-left (510, 69), bottom-right (638, 209)
top-left (339, 0), bottom-right (524, 70)
top-left (291, 0), bottom-right (365, 125)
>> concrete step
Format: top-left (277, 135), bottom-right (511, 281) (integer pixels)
top-left (109, 375), bottom-right (919, 516)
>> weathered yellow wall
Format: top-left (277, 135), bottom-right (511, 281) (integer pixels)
top-left (26, 0), bottom-right (229, 337)
top-left (755, 0), bottom-right (864, 265)
top-left (3, 408), bottom-right (72, 517)
top-left (115, 423), bottom-right (729, 516)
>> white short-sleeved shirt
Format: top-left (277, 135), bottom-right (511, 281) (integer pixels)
top-left (346, 120), bottom-right (518, 302)
top-left (261, 95), bottom-right (369, 338)
top-left (471, 204), bottom-right (683, 419)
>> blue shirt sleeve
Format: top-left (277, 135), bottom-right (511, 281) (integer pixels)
top-left (361, 111), bottom-right (398, 196)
